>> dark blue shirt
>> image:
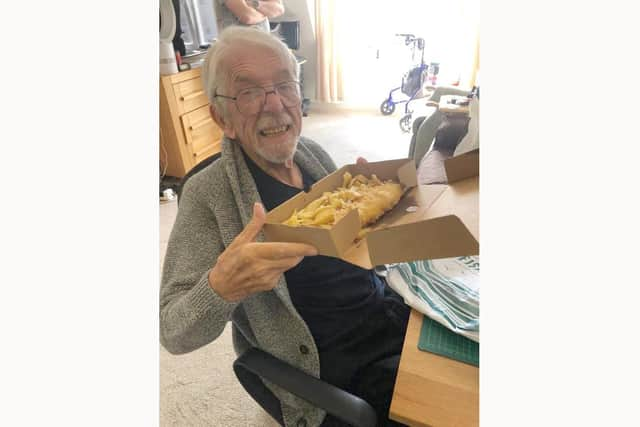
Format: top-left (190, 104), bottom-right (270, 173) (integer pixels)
top-left (242, 150), bottom-right (384, 350)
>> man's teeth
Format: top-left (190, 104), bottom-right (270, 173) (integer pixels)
top-left (260, 125), bottom-right (289, 136)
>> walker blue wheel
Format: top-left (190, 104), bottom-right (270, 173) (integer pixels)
top-left (380, 100), bottom-right (395, 115)
top-left (399, 114), bottom-right (413, 133)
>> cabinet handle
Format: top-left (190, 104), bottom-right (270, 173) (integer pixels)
top-left (189, 118), bottom-right (210, 131)
top-left (193, 146), bottom-right (211, 157)
top-left (180, 90), bottom-right (204, 101)
top-left (192, 142), bottom-right (219, 158)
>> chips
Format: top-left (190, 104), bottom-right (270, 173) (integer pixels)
top-left (283, 172), bottom-right (404, 234)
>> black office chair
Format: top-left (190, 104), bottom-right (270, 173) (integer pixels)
top-left (178, 153), bottom-right (378, 427)
top-left (235, 347), bottom-right (377, 427)
top-left (176, 152), bottom-right (221, 204)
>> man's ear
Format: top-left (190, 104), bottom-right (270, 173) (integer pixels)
top-left (210, 104), bottom-right (236, 139)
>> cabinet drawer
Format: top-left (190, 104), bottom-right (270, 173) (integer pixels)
top-left (194, 140), bottom-right (222, 165)
top-left (174, 77), bottom-right (209, 115)
top-left (181, 105), bottom-right (223, 163)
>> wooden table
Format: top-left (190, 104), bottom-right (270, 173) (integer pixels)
top-left (389, 309), bottom-right (479, 427)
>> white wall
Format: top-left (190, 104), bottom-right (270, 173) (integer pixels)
top-left (275, 0), bottom-right (317, 100)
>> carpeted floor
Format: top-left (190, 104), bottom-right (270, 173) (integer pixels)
top-left (159, 102), bottom-right (427, 426)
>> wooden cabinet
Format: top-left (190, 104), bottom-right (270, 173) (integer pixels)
top-left (160, 68), bottom-right (223, 178)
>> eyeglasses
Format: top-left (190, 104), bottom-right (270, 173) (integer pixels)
top-left (214, 81), bottom-right (302, 115)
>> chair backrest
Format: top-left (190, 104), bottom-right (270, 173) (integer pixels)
top-left (409, 86), bottom-right (473, 165)
top-left (415, 112), bottom-right (471, 185)
top-left (177, 152), bottom-right (222, 204)
top-left (409, 110), bottom-right (445, 166)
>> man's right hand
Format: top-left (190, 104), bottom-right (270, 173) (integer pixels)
top-left (208, 202), bottom-right (317, 302)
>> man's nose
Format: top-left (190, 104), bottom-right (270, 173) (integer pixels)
top-left (262, 89), bottom-right (285, 113)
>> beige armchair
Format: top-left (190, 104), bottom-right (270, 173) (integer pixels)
top-left (408, 86), bottom-right (479, 185)
top-left (407, 86), bottom-right (471, 165)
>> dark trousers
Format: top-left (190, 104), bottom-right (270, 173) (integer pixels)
top-left (318, 283), bottom-right (410, 427)
top-left (244, 283), bottom-right (410, 427)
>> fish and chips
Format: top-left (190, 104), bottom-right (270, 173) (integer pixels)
top-left (283, 172), bottom-right (404, 238)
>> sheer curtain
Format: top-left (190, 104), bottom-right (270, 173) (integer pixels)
top-left (457, 0), bottom-right (480, 88)
top-left (314, 0), bottom-right (479, 105)
top-left (315, 0), bottom-right (345, 103)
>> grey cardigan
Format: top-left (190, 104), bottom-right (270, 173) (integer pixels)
top-left (160, 136), bottom-right (337, 427)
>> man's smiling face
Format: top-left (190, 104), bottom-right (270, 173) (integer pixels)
top-left (218, 42), bottom-right (302, 165)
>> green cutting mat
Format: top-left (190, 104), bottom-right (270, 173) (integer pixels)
top-left (418, 316), bottom-right (479, 366)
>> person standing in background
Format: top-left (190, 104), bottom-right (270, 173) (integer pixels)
top-left (171, 0), bottom-right (187, 56)
top-left (214, 0), bottom-right (284, 33)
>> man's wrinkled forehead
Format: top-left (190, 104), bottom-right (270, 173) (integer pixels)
top-left (221, 41), bottom-right (294, 86)
top-left (232, 69), bottom-right (293, 87)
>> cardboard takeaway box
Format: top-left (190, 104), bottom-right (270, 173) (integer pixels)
top-left (263, 149), bottom-right (479, 269)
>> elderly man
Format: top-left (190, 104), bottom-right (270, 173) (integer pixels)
top-left (160, 27), bottom-right (409, 427)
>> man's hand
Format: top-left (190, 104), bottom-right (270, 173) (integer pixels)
top-left (208, 202), bottom-right (317, 302)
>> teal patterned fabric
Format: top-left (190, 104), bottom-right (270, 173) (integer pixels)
top-left (387, 256), bottom-right (479, 342)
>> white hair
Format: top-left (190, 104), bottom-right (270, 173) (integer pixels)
top-left (201, 26), bottom-right (300, 117)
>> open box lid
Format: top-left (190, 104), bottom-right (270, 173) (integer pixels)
top-left (264, 154), bottom-right (478, 269)
top-left (445, 148), bottom-right (479, 183)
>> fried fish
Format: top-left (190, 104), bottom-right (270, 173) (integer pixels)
top-left (283, 172), bottom-right (404, 235)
